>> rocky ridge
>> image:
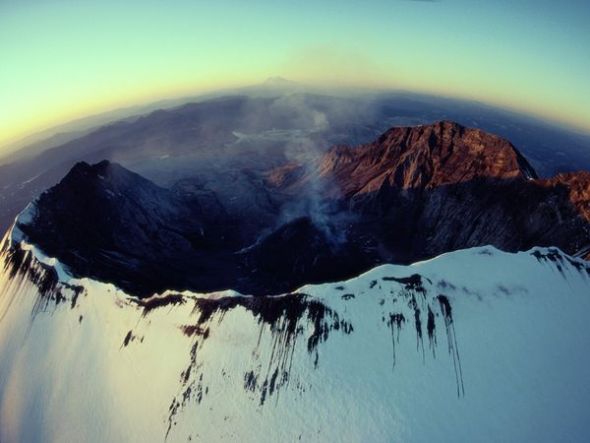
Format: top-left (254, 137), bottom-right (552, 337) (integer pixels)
top-left (14, 121), bottom-right (590, 297)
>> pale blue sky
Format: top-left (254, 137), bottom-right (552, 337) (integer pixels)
top-left (1, 0), bottom-right (589, 147)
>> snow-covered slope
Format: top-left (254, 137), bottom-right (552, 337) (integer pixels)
top-left (1, 218), bottom-right (590, 442)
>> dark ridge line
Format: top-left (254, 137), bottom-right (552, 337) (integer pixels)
top-left (531, 248), bottom-right (590, 279)
top-left (140, 293), bottom-right (185, 316)
top-left (382, 274), bottom-right (428, 294)
top-left (1, 245), bottom-right (85, 323)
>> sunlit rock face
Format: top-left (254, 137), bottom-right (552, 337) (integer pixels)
top-left (2, 218), bottom-right (590, 442)
top-left (3, 91), bottom-right (590, 236)
top-left (13, 122), bottom-right (590, 300)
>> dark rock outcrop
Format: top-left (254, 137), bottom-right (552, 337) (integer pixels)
top-left (15, 122), bottom-right (590, 297)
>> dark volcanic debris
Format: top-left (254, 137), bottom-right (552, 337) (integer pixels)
top-left (379, 273), bottom-right (465, 395)
top-left (164, 293), bottom-right (353, 434)
top-left (13, 121), bottom-right (590, 298)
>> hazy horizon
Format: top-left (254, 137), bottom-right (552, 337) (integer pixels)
top-left (1, 0), bottom-right (589, 151)
top-left (2, 79), bottom-right (590, 157)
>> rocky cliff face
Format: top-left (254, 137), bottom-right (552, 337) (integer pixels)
top-left (315, 121), bottom-right (537, 197)
top-left (14, 122), bottom-right (590, 297)
top-left (275, 121), bottom-right (590, 261)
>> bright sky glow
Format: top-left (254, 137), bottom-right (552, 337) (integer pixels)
top-left (1, 0), bottom-right (589, 148)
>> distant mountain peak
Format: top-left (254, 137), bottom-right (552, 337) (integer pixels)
top-left (68, 159), bottom-right (115, 176)
top-left (262, 76), bottom-right (295, 86)
top-left (62, 160), bottom-right (153, 191)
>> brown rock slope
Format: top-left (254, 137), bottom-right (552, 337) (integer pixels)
top-left (14, 121), bottom-right (590, 297)
top-left (318, 120), bottom-right (536, 195)
top-left (272, 121), bottom-right (590, 262)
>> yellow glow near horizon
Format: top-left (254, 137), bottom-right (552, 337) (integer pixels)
top-left (1, 0), bottom-right (589, 150)
top-left (1, 77), bottom-right (256, 148)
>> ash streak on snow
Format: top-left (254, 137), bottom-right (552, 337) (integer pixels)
top-left (3, 235), bottom-right (590, 441)
top-left (380, 273), bottom-right (465, 397)
top-left (163, 293), bottom-right (353, 436)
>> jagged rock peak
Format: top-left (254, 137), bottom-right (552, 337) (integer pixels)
top-left (63, 160), bottom-right (146, 185)
top-left (319, 120), bottom-right (538, 196)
